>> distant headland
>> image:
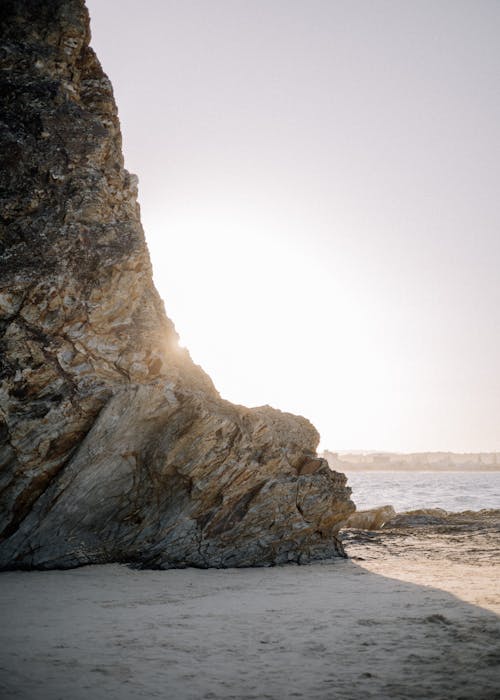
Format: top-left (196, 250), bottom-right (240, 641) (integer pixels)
top-left (322, 450), bottom-right (500, 472)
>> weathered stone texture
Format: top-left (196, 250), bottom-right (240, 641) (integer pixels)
top-left (341, 505), bottom-right (396, 531)
top-left (0, 0), bottom-right (354, 569)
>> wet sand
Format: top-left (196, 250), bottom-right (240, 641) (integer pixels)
top-left (1, 512), bottom-right (499, 700)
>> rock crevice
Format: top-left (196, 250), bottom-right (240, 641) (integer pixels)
top-left (0, 0), bottom-right (354, 569)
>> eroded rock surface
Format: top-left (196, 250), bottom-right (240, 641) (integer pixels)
top-left (341, 505), bottom-right (396, 531)
top-left (0, 0), bottom-right (354, 569)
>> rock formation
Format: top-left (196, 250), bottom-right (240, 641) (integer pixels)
top-left (341, 505), bottom-right (396, 531)
top-left (0, 0), bottom-right (354, 569)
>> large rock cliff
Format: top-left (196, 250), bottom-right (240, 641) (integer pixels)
top-left (0, 0), bottom-right (354, 569)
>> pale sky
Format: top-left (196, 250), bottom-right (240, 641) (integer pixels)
top-left (86, 0), bottom-right (500, 453)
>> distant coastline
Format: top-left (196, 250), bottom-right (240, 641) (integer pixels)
top-left (322, 450), bottom-right (500, 472)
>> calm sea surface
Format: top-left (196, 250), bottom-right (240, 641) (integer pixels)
top-left (344, 471), bottom-right (500, 512)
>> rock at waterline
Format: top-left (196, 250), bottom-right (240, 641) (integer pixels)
top-left (341, 505), bottom-right (397, 531)
top-left (383, 509), bottom-right (450, 528)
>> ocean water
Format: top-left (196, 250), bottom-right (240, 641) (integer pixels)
top-left (344, 470), bottom-right (500, 512)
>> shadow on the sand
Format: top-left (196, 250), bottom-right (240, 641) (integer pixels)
top-left (0, 559), bottom-right (499, 700)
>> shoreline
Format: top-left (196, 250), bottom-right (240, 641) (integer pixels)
top-left (342, 471), bottom-right (500, 514)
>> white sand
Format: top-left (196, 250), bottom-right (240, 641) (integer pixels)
top-left (1, 546), bottom-right (499, 700)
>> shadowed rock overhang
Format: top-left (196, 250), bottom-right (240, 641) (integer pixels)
top-left (0, 0), bottom-right (354, 569)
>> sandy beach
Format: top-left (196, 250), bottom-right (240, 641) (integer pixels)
top-left (1, 512), bottom-right (499, 700)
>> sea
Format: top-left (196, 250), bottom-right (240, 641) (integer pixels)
top-left (344, 470), bottom-right (500, 513)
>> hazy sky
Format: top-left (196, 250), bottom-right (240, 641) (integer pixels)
top-left (86, 0), bottom-right (500, 452)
